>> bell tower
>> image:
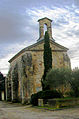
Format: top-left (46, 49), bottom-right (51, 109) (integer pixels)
top-left (37, 17), bottom-right (53, 41)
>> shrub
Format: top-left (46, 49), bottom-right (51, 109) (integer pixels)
top-left (30, 93), bottom-right (38, 106)
top-left (30, 90), bottom-right (63, 106)
top-left (45, 68), bottom-right (71, 89)
top-left (68, 69), bottom-right (79, 97)
top-left (38, 90), bottom-right (63, 99)
top-left (67, 90), bottom-right (79, 98)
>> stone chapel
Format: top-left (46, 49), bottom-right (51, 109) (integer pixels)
top-left (5, 17), bottom-right (71, 103)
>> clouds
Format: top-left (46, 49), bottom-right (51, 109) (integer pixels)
top-left (0, 10), bottom-right (31, 44)
top-left (0, 0), bottom-right (40, 44)
top-left (26, 5), bottom-right (79, 43)
top-left (0, 40), bottom-right (35, 75)
top-left (23, 4), bottom-right (79, 69)
top-left (0, 0), bottom-right (79, 75)
top-left (0, 0), bottom-right (77, 44)
top-left (74, 0), bottom-right (79, 6)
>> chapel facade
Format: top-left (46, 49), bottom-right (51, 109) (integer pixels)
top-left (5, 17), bottom-right (71, 103)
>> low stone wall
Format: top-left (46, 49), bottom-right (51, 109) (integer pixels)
top-left (48, 98), bottom-right (79, 108)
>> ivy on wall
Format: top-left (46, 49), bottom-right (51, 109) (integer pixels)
top-left (21, 55), bottom-right (28, 78)
top-left (6, 68), bottom-right (12, 101)
top-left (21, 53), bottom-right (33, 98)
top-left (12, 63), bottom-right (18, 101)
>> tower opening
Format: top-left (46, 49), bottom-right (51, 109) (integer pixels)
top-left (44, 24), bottom-right (47, 35)
top-left (38, 17), bottom-right (53, 41)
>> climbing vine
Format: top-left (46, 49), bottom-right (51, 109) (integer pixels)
top-left (12, 63), bottom-right (18, 101)
top-left (21, 54), bottom-right (33, 99)
top-left (21, 55), bottom-right (27, 78)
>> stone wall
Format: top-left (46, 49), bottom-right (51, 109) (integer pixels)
top-left (38, 18), bottom-right (52, 40)
top-left (48, 98), bottom-right (79, 108)
top-left (6, 40), bottom-right (70, 103)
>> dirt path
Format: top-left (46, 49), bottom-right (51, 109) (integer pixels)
top-left (0, 101), bottom-right (79, 119)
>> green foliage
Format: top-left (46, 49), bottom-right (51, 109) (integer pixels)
top-left (21, 55), bottom-right (27, 78)
top-left (48, 97), bottom-right (79, 108)
top-left (12, 64), bottom-right (18, 101)
top-left (45, 68), bottom-right (71, 90)
top-left (68, 69), bottom-right (79, 97)
top-left (66, 91), bottom-right (76, 97)
top-left (0, 72), bottom-right (5, 100)
top-left (30, 90), bottom-right (63, 106)
top-left (44, 31), bottom-right (52, 72)
top-left (30, 93), bottom-right (38, 106)
top-left (44, 68), bottom-right (79, 97)
top-left (0, 72), bottom-right (5, 91)
top-left (42, 31), bottom-right (52, 90)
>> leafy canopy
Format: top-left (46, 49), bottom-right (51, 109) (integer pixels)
top-left (69, 69), bottom-right (79, 97)
top-left (45, 68), bottom-right (71, 89)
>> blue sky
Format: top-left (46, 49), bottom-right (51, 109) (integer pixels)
top-left (0, 0), bottom-right (79, 75)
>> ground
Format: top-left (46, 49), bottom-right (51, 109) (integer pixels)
top-left (0, 101), bottom-right (79, 119)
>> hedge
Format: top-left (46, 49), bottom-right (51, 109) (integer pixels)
top-left (30, 90), bottom-right (63, 106)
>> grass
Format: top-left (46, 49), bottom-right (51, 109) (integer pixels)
top-left (32, 97), bottom-right (79, 111)
top-left (34, 106), bottom-right (69, 111)
top-left (33, 104), bottom-right (79, 111)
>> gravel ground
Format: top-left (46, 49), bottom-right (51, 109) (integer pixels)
top-left (0, 101), bottom-right (79, 119)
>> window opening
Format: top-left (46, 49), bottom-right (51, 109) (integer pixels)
top-left (44, 24), bottom-right (47, 35)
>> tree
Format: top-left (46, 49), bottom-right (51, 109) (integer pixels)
top-left (0, 72), bottom-right (5, 91)
top-left (0, 72), bottom-right (5, 100)
top-left (43, 67), bottom-right (79, 97)
top-left (44, 68), bottom-right (71, 94)
top-left (68, 69), bottom-right (79, 97)
top-left (42, 31), bottom-right (52, 90)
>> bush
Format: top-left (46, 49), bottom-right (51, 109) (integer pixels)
top-left (30, 93), bottom-right (38, 106)
top-left (45, 68), bottom-right (71, 91)
top-left (30, 90), bottom-right (63, 106)
top-left (68, 69), bottom-right (79, 97)
top-left (67, 90), bottom-right (79, 98)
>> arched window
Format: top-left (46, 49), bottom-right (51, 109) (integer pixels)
top-left (44, 24), bottom-right (47, 35)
